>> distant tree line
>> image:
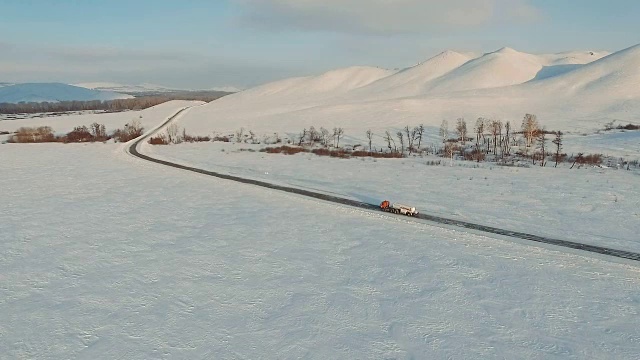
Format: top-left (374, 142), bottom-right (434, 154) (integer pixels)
top-left (0, 91), bottom-right (229, 115)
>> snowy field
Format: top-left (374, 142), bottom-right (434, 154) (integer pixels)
top-left (147, 141), bottom-right (640, 253)
top-left (2, 144), bottom-right (640, 359)
top-left (2, 41), bottom-right (640, 358)
top-left (0, 100), bottom-right (203, 137)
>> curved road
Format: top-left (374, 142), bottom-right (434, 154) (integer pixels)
top-left (128, 107), bottom-right (640, 263)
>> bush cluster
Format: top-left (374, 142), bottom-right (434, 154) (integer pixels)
top-left (7, 121), bottom-right (144, 144)
top-left (259, 145), bottom-right (405, 159)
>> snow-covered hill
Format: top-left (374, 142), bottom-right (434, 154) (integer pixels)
top-left (0, 83), bottom-right (132, 103)
top-left (175, 44), bottom-right (636, 135)
top-left (351, 50), bottom-right (472, 99)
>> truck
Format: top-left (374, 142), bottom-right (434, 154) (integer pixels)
top-left (379, 200), bottom-right (418, 216)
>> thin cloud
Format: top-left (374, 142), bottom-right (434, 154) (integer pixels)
top-left (0, 42), bottom-right (305, 88)
top-left (234, 0), bottom-right (542, 34)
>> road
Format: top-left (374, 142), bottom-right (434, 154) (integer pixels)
top-left (128, 107), bottom-right (640, 263)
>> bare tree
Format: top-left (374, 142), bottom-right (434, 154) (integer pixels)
top-left (521, 114), bottom-right (539, 148)
top-left (166, 123), bottom-right (179, 144)
top-left (308, 126), bottom-right (318, 145)
top-left (404, 125), bottom-right (416, 155)
top-left (455, 118), bottom-right (468, 145)
top-left (537, 130), bottom-right (547, 166)
top-left (235, 127), bottom-right (245, 143)
top-left (396, 131), bottom-right (405, 155)
top-left (415, 124), bottom-right (425, 150)
top-left (333, 127), bottom-right (344, 148)
top-left (504, 121), bottom-right (512, 156)
top-left (384, 131), bottom-right (396, 153)
top-left (444, 142), bottom-right (456, 166)
top-left (552, 131), bottom-right (563, 167)
top-left (89, 122), bottom-right (107, 140)
top-left (439, 120), bottom-right (449, 149)
top-left (366, 129), bottom-right (373, 153)
top-left (298, 128), bottom-right (307, 146)
top-left (320, 127), bottom-right (330, 147)
top-left (490, 120), bottom-right (502, 158)
top-left (474, 118), bottom-right (485, 146)
top-left (570, 153), bottom-right (584, 169)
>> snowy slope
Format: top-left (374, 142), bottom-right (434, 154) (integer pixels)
top-left (423, 47), bottom-right (544, 93)
top-left (351, 50), bottom-right (472, 98)
top-left (3, 144), bottom-right (640, 359)
top-left (178, 66), bottom-right (396, 129)
top-left (174, 44), bottom-right (638, 136)
top-left (237, 66), bottom-right (395, 101)
top-left (526, 44), bottom-right (640, 95)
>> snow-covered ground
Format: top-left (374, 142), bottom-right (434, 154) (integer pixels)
top-left (2, 143), bottom-right (640, 359)
top-left (2, 41), bottom-right (639, 357)
top-left (0, 100), bottom-right (203, 138)
top-left (146, 142), bottom-right (640, 253)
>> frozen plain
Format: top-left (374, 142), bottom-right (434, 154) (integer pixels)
top-left (2, 142), bottom-right (640, 359)
top-left (148, 141), bottom-right (640, 254)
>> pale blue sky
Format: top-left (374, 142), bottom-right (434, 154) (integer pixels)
top-left (1, 0), bottom-right (638, 89)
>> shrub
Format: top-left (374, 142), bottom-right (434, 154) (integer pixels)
top-left (578, 154), bottom-right (603, 165)
top-left (148, 134), bottom-right (170, 145)
top-left (329, 149), bottom-right (350, 158)
top-left (113, 120), bottom-right (144, 143)
top-left (212, 135), bottom-right (231, 142)
top-left (617, 123), bottom-right (640, 130)
top-left (261, 146), bottom-right (308, 155)
top-left (9, 126), bottom-right (56, 143)
top-left (63, 125), bottom-right (93, 143)
top-left (311, 148), bottom-right (331, 156)
top-left (351, 150), bottom-right (403, 158)
top-left (182, 134), bottom-right (211, 142)
top-left (463, 149), bottom-right (486, 162)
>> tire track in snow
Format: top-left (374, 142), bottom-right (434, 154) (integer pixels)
top-left (128, 107), bottom-right (640, 263)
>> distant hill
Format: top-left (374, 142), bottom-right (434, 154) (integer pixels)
top-left (175, 44), bottom-right (639, 134)
top-left (0, 83), bottom-right (132, 104)
top-left (74, 82), bottom-right (180, 94)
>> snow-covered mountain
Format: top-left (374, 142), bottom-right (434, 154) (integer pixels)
top-left (0, 83), bottom-right (132, 103)
top-left (73, 82), bottom-right (180, 93)
top-left (74, 82), bottom-right (240, 94)
top-left (176, 44), bottom-right (637, 134)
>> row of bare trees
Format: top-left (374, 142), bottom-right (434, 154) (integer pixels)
top-left (8, 120), bottom-right (143, 143)
top-left (1, 97), bottom-right (172, 114)
top-left (293, 126), bottom-right (345, 147)
top-left (0, 92), bottom-right (231, 115)
top-left (436, 114), bottom-right (571, 167)
top-left (380, 125), bottom-right (425, 155)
